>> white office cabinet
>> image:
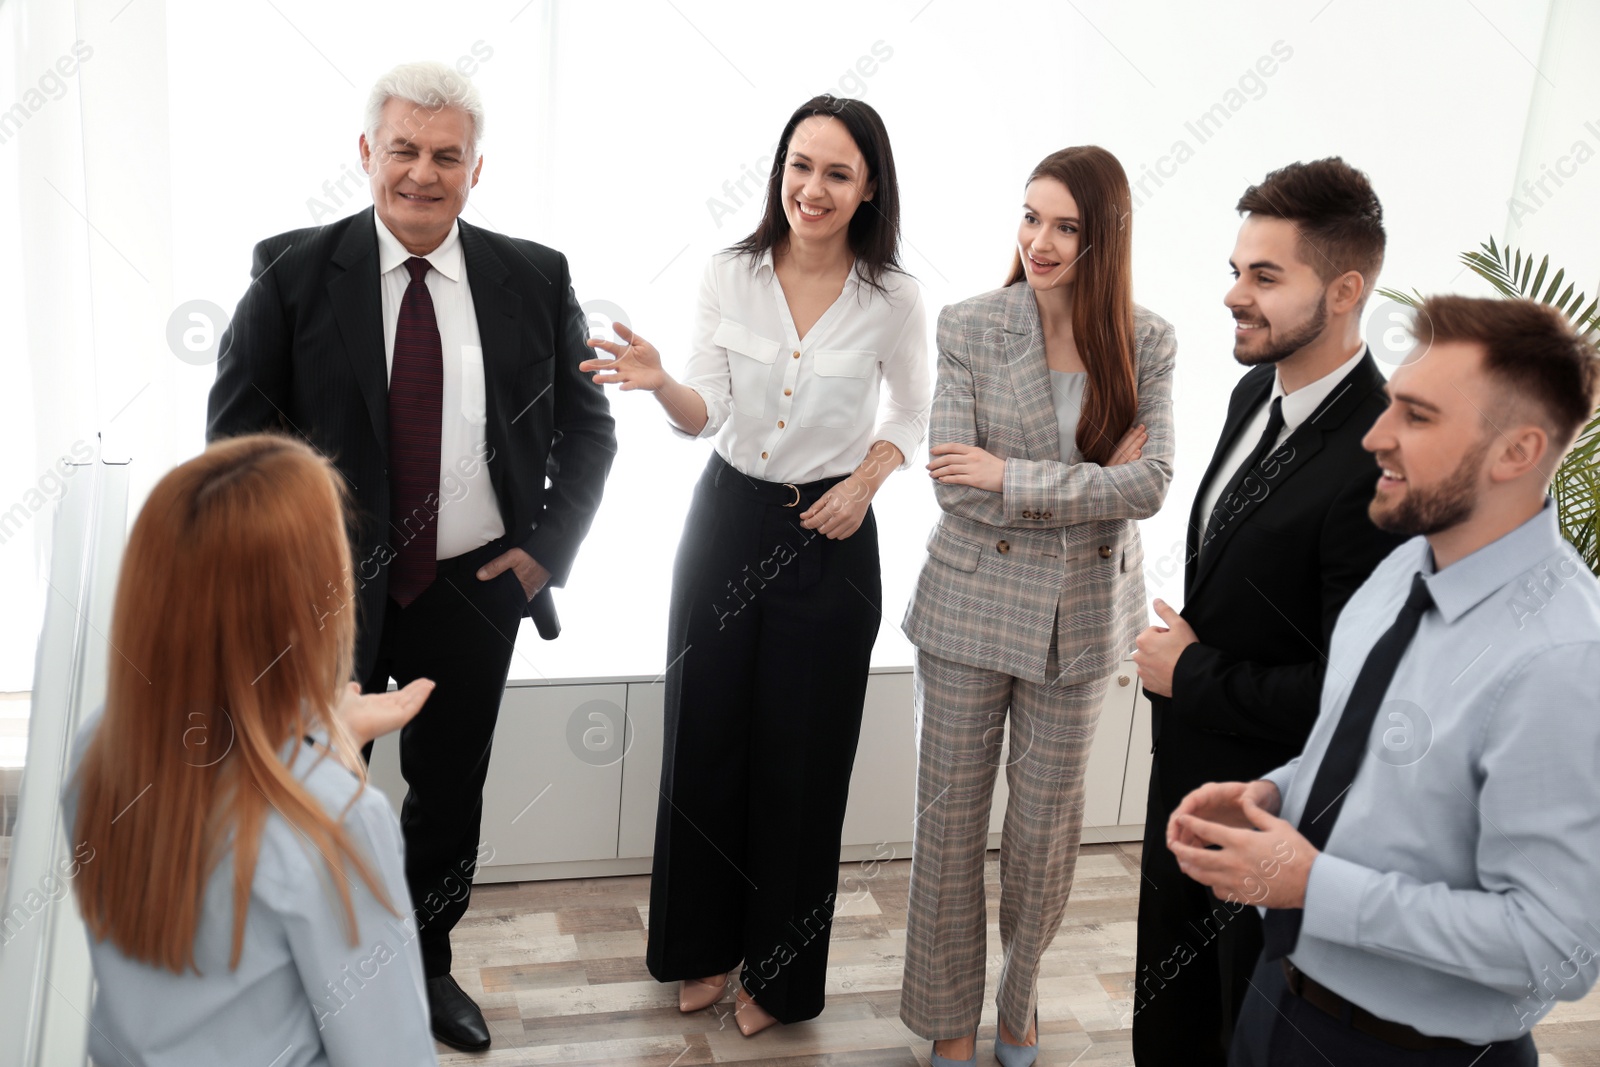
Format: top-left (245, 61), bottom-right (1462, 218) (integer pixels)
top-left (368, 683), bottom-right (628, 871)
top-left (368, 664), bottom-right (1151, 884)
top-left (616, 681), bottom-right (664, 859)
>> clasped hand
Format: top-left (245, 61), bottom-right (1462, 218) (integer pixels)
top-left (1165, 779), bottom-right (1317, 909)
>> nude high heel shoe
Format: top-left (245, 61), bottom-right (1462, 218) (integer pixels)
top-left (678, 973), bottom-right (729, 1013)
top-left (733, 987), bottom-right (779, 1036)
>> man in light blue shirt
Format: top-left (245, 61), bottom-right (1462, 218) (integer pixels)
top-left (1166, 294), bottom-right (1600, 1065)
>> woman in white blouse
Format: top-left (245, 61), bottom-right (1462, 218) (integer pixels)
top-left (65, 434), bottom-right (440, 1067)
top-left (582, 94), bottom-right (929, 1034)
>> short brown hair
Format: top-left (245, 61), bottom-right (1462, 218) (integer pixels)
top-left (1237, 157), bottom-right (1385, 302)
top-left (1413, 294), bottom-right (1600, 449)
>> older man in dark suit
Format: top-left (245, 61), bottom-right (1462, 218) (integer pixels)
top-left (207, 60), bottom-right (615, 1052)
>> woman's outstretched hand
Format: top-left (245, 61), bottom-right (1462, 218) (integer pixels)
top-left (581, 323), bottom-right (668, 392)
top-left (1106, 423), bottom-right (1147, 466)
top-left (333, 679), bottom-right (434, 749)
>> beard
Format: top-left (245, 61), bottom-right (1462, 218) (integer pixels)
top-left (1234, 292), bottom-right (1329, 366)
top-left (1369, 434), bottom-right (1491, 537)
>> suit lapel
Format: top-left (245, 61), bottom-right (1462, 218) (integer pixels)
top-left (1184, 367), bottom-right (1273, 600)
top-left (998, 285), bottom-right (1063, 461)
top-left (459, 219), bottom-right (521, 382)
top-left (458, 220), bottom-right (522, 500)
top-left (1187, 354), bottom-right (1385, 603)
top-left (329, 209), bottom-right (388, 453)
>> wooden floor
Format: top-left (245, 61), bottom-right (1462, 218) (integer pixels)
top-left (439, 842), bottom-right (1600, 1065)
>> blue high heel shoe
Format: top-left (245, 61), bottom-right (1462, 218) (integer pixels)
top-left (994, 1009), bottom-right (1039, 1067)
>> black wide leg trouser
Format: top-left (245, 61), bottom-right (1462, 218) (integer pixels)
top-left (645, 453), bottom-right (883, 1024)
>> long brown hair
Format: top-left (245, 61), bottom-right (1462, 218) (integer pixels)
top-left (1005, 146), bottom-right (1137, 465)
top-left (71, 434), bottom-right (394, 973)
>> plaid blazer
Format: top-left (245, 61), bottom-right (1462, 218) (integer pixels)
top-left (902, 283), bottom-right (1178, 683)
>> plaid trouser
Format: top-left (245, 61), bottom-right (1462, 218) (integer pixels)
top-left (899, 647), bottom-right (1109, 1040)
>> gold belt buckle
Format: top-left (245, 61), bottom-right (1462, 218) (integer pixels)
top-left (781, 483), bottom-right (801, 507)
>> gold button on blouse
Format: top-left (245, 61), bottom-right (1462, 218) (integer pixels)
top-left (792, 350), bottom-right (801, 359)
top-left (1098, 545), bottom-right (1113, 559)
top-left (777, 420), bottom-right (785, 428)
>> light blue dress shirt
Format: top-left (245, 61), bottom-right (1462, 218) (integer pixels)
top-left (1262, 498), bottom-right (1600, 1042)
top-left (62, 708), bottom-right (438, 1066)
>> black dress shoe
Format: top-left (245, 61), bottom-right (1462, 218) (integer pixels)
top-left (426, 974), bottom-right (491, 1052)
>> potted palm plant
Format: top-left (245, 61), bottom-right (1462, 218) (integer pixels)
top-left (1379, 238), bottom-right (1600, 577)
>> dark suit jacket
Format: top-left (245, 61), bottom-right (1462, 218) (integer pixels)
top-left (206, 207), bottom-right (616, 679)
top-left (1146, 352), bottom-right (1406, 806)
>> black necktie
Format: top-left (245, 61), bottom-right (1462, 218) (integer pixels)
top-left (1262, 571), bottom-right (1434, 959)
top-left (1202, 396), bottom-right (1285, 557)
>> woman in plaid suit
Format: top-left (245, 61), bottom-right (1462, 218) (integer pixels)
top-left (899, 146), bottom-right (1178, 1067)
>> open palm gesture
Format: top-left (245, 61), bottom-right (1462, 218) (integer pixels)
top-left (581, 323), bottom-right (667, 392)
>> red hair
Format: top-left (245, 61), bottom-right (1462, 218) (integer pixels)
top-left (71, 434), bottom-right (393, 972)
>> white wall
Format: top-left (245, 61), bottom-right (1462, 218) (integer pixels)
top-left (4, 0), bottom-right (1574, 690)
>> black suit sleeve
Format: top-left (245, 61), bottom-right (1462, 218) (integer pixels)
top-left (1168, 466), bottom-right (1402, 746)
top-left (207, 238), bottom-right (293, 442)
top-left (520, 253), bottom-right (617, 586)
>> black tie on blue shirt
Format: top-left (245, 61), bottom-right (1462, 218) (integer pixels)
top-left (1262, 570), bottom-right (1434, 960)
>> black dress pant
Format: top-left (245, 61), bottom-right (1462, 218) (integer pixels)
top-left (645, 453), bottom-right (882, 1023)
top-left (1230, 955), bottom-right (1538, 1066)
top-left (358, 536), bottom-right (525, 978)
top-left (1134, 754), bottom-right (1263, 1066)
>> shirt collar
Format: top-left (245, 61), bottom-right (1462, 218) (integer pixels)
top-left (1271, 344), bottom-right (1369, 435)
top-left (749, 244), bottom-right (861, 290)
top-left (374, 214), bottom-right (463, 283)
top-left (1420, 497), bottom-right (1566, 623)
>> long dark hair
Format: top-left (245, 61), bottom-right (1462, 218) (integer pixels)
top-left (1004, 146), bottom-right (1137, 466)
top-left (729, 94), bottom-right (903, 296)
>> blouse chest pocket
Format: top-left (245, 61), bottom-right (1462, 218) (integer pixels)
top-left (799, 349), bottom-right (877, 428)
top-left (713, 320), bottom-right (781, 419)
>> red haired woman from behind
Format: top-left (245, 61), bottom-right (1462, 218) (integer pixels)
top-left (65, 434), bottom-right (439, 1066)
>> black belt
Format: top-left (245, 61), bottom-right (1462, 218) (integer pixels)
top-left (1282, 959), bottom-right (1481, 1052)
top-left (708, 452), bottom-right (849, 511)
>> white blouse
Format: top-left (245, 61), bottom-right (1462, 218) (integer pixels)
top-left (675, 248), bottom-right (931, 484)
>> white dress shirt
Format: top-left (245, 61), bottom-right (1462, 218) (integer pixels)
top-left (675, 248), bottom-right (931, 484)
top-left (1196, 344), bottom-right (1370, 526)
top-left (375, 216), bottom-right (504, 559)
top-left (63, 707), bottom-right (437, 1067)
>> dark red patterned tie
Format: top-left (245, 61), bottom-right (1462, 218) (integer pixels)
top-left (387, 256), bottom-right (442, 607)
